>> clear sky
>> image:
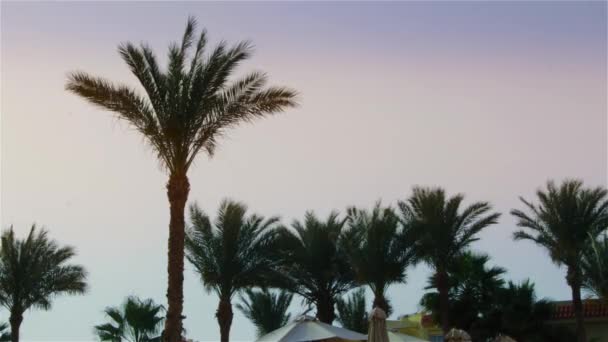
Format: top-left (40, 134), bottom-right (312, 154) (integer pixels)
top-left (1, 1), bottom-right (606, 341)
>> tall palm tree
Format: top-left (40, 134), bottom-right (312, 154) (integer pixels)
top-left (582, 234), bottom-right (608, 301)
top-left (398, 187), bottom-right (500, 333)
top-left (95, 296), bottom-right (165, 342)
top-left (512, 179), bottom-right (608, 342)
top-left (235, 288), bottom-right (293, 338)
top-left (336, 288), bottom-right (368, 334)
top-left (0, 225), bottom-right (87, 342)
top-left (275, 212), bottom-right (356, 324)
top-left (345, 203), bottom-right (412, 315)
top-left (66, 17), bottom-right (297, 341)
top-left (185, 200), bottom-right (281, 342)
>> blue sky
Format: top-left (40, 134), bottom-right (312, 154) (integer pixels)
top-left (1, 1), bottom-right (606, 340)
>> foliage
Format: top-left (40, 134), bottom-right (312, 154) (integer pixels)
top-left (235, 288), bottom-right (293, 337)
top-left (0, 323), bottom-right (10, 341)
top-left (275, 212), bottom-right (356, 323)
top-left (95, 297), bottom-right (165, 342)
top-left (344, 203), bottom-right (412, 316)
top-left (336, 288), bottom-right (369, 334)
top-left (582, 234), bottom-right (608, 301)
top-left (0, 225), bottom-right (87, 341)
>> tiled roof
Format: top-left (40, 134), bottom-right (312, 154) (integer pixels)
top-left (550, 300), bottom-right (608, 320)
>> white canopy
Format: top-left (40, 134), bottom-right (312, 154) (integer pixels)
top-left (256, 315), bottom-right (368, 342)
top-left (387, 331), bottom-right (429, 342)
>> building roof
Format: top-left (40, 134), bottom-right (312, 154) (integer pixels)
top-left (550, 300), bottom-right (608, 320)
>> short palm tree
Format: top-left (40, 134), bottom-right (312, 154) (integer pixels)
top-left (582, 234), bottom-right (608, 301)
top-left (185, 200), bottom-right (281, 342)
top-left (66, 17), bottom-right (297, 341)
top-left (235, 288), bottom-right (293, 338)
top-left (336, 288), bottom-right (368, 334)
top-left (275, 212), bottom-right (356, 324)
top-left (512, 179), bottom-right (608, 342)
top-left (0, 225), bottom-right (87, 342)
top-left (420, 252), bottom-right (506, 339)
top-left (398, 187), bottom-right (500, 333)
top-left (95, 296), bottom-right (165, 342)
top-left (345, 203), bottom-right (412, 315)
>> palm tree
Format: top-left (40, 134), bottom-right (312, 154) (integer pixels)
top-left (275, 212), bottom-right (356, 324)
top-left (420, 252), bottom-right (506, 340)
top-left (95, 296), bottom-right (165, 342)
top-left (0, 323), bottom-right (10, 342)
top-left (0, 225), bottom-right (87, 342)
top-left (398, 187), bottom-right (500, 333)
top-left (345, 203), bottom-right (412, 315)
top-left (235, 288), bottom-right (293, 337)
top-left (185, 200), bottom-right (281, 342)
top-left (66, 17), bottom-right (297, 341)
top-left (582, 234), bottom-right (608, 301)
top-left (511, 179), bottom-right (608, 342)
top-left (336, 288), bottom-right (368, 334)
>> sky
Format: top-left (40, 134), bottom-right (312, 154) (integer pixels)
top-left (1, 1), bottom-right (607, 341)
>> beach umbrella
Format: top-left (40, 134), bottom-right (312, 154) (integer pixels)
top-left (368, 307), bottom-right (390, 342)
top-left (492, 335), bottom-right (517, 342)
top-left (444, 328), bottom-right (471, 342)
top-left (387, 331), bottom-right (429, 342)
top-left (256, 315), bottom-right (367, 342)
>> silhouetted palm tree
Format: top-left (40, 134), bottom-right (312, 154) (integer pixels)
top-left (0, 225), bottom-right (87, 342)
top-left (336, 288), bottom-right (368, 334)
top-left (95, 296), bottom-right (165, 342)
top-left (345, 203), bottom-right (412, 315)
top-left (399, 187), bottom-right (500, 333)
top-left (512, 179), bottom-right (608, 342)
top-left (582, 234), bottom-right (608, 301)
top-left (276, 212), bottom-right (356, 323)
top-left (66, 17), bottom-right (297, 341)
top-left (235, 288), bottom-right (293, 337)
top-left (421, 252), bottom-right (506, 339)
top-left (185, 200), bottom-right (281, 342)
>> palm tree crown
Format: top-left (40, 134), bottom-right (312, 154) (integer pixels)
top-left (235, 288), bottom-right (293, 338)
top-left (399, 187), bottom-right (500, 333)
top-left (512, 179), bottom-right (608, 342)
top-left (0, 225), bottom-right (87, 342)
top-left (345, 202), bottom-right (412, 315)
top-left (66, 17), bottom-right (297, 175)
top-left (275, 212), bottom-right (356, 324)
top-left (95, 296), bottom-right (165, 342)
top-left (185, 200), bottom-right (281, 342)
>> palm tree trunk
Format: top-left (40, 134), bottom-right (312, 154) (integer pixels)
top-left (217, 298), bottom-right (233, 342)
top-left (163, 173), bottom-right (190, 342)
top-left (568, 267), bottom-right (587, 342)
top-left (437, 268), bottom-right (450, 334)
top-left (9, 310), bottom-right (22, 342)
top-left (316, 295), bottom-right (335, 324)
top-left (372, 292), bottom-right (390, 316)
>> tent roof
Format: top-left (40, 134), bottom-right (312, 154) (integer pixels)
top-left (256, 316), bottom-right (367, 342)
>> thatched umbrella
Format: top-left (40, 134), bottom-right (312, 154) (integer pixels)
top-left (444, 328), bottom-right (471, 342)
top-left (368, 308), bottom-right (389, 342)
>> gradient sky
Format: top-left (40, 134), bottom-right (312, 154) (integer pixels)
top-left (1, 1), bottom-right (607, 341)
